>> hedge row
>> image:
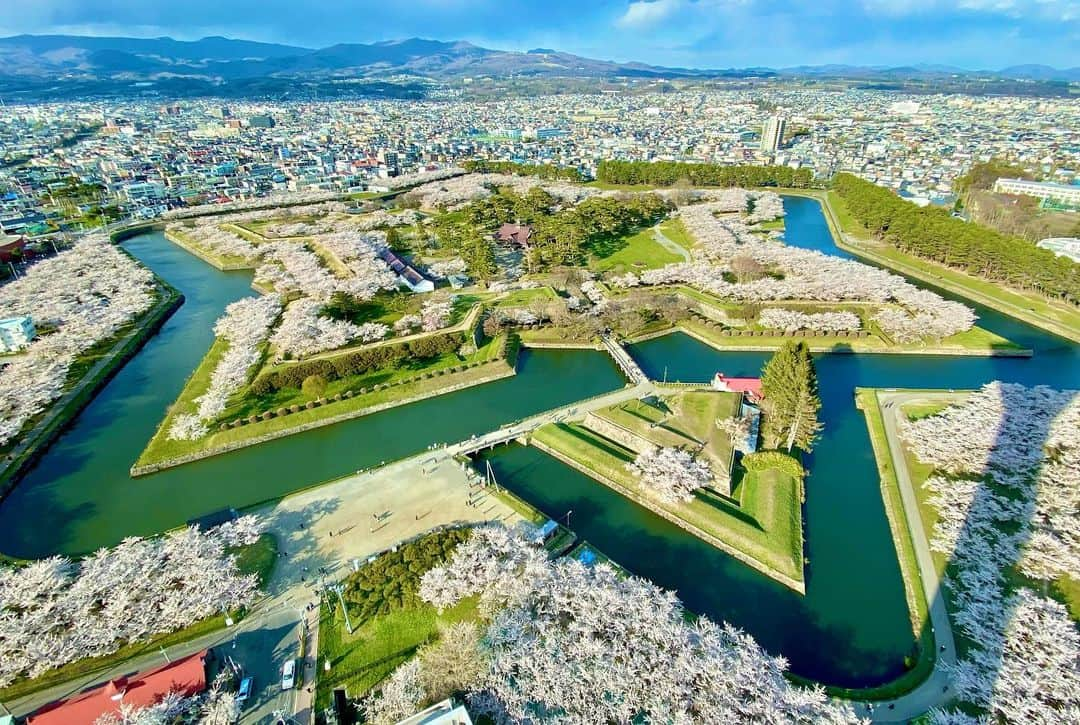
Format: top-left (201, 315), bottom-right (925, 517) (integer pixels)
top-left (251, 331), bottom-right (466, 395)
top-left (742, 450), bottom-right (805, 479)
top-left (221, 356), bottom-right (507, 431)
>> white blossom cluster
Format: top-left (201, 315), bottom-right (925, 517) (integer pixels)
top-left (901, 384), bottom-right (1080, 722)
top-left (95, 671), bottom-right (240, 725)
top-left (758, 308), bottom-right (861, 333)
top-left (0, 518), bottom-right (263, 685)
top-left (487, 279), bottom-right (541, 294)
top-left (315, 232), bottom-right (399, 298)
top-left (902, 382), bottom-right (1080, 581)
top-left (353, 209), bottom-right (422, 230)
top-left (270, 298), bottom-right (387, 359)
top-left (495, 308), bottom-right (540, 326)
top-left (628, 446), bottom-right (715, 503)
top-left (579, 280), bottom-right (609, 313)
top-left (163, 189), bottom-right (345, 219)
top-left (633, 199), bottom-right (975, 342)
top-left (383, 167), bottom-right (465, 190)
top-left (255, 241), bottom-right (390, 302)
top-left (408, 173), bottom-right (599, 210)
top-left (0, 236), bottom-right (156, 445)
top-left (427, 258), bottom-right (468, 280)
top-left (169, 295), bottom-right (281, 440)
top-left (404, 525), bottom-right (863, 724)
top-left (169, 224), bottom-right (260, 263)
top-left (420, 299), bottom-right (453, 332)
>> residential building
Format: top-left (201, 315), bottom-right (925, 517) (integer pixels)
top-left (0, 316), bottom-right (35, 352)
top-left (993, 178), bottom-right (1080, 205)
top-left (396, 698), bottom-right (474, 725)
top-left (28, 649), bottom-right (208, 725)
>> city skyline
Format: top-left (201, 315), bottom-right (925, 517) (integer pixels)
top-left (2, 0), bottom-right (1079, 70)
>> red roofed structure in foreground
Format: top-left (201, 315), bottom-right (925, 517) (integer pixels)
top-left (711, 373), bottom-right (763, 402)
top-left (28, 649), bottom-right (208, 725)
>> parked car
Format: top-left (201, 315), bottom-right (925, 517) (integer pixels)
top-left (236, 676), bottom-right (253, 703)
top-left (281, 659), bottom-right (296, 690)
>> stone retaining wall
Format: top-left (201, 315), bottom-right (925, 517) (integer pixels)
top-left (581, 414), bottom-right (657, 455)
top-left (131, 364), bottom-right (516, 476)
top-left (528, 437), bottom-right (806, 594)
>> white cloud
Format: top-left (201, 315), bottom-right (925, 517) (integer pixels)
top-left (616, 0), bottom-right (686, 28)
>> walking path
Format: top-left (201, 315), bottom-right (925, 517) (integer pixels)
top-left (652, 224), bottom-right (692, 262)
top-left (600, 335), bottom-right (648, 384)
top-left (854, 390), bottom-right (964, 722)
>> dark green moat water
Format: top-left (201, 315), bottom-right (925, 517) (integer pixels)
top-left (1, 198), bottom-right (1075, 689)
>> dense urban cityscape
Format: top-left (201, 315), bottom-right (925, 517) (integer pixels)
top-left (0, 8), bottom-right (1078, 725)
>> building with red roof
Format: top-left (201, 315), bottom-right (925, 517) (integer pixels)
top-left (494, 223), bottom-right (532, 247)
top-left (28, 649), bottom-right (209, 725)
top-left (712, 372), bottom-right (763, 402)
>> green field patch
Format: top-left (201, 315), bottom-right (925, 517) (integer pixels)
top-left (530, 422), bottom-right (804, 585)
top-left (587, 226), bottom-right (683, 274)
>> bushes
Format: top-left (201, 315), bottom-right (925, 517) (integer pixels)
top-left (342, 528), bottom-right (472, 621)
top-left (742, 451), bottom-right (805, 479)
top-left (252, 331), bottom-right (467, 393)
top-left (301, 374), bottom-right (327, 398)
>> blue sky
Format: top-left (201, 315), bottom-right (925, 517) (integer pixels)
top-left (2, 0), bottom-right (1078, 69)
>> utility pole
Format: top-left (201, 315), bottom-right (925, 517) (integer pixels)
top-left (331, 583), bottom-right (353, 634)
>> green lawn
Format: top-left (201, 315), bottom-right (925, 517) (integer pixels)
top-left (755, 218), bottom-right (786, 231)
top-left (136, 340), bottom-right (513, 469)
top-left (315, 593), bottom-right (478, 710)
top-left (587, 227), bottom-right (683, 274)
top-left (492, 286), bottom-right (561, 309)
top-left (531, 423), bottom-right (804, 584)
top-left (595, 391), bottom-right (741, 475)
top-left (658, 217), bottom-right (696, 251)
top-left (164, 228), bottom-right (253, 269)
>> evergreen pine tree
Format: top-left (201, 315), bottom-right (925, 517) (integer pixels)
top-left (760, 341), bottom-right (823, 452)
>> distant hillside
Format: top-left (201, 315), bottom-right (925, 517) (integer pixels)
top-left (0, 33), bottom-right (1075, 98)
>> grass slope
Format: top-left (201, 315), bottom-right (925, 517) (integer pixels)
top-left (531, 422), bottom-right (803, 584)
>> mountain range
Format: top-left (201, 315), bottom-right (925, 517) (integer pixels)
top-left (2, 34), bottom-right (1078, 84)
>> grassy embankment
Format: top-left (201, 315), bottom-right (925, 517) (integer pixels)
top-left (135, 330), bottom-right (513, 471)
top-left (848, 389), bottom-right (937, 700)
top-left (529, 391), bottom-right (804, 590)
top-left (794, 187), bottom-right (1080, 344)
top-left (163, 227), bottom-right (256, 270)
top-left (0, 534), bottom-right (278, 703)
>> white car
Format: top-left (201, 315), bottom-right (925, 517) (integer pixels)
top-left (281, 659), bottom-right (296, 691)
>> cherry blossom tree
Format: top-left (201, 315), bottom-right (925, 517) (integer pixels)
top-left (270, 298), bottom-right (387, 359)
top-left (0, 517), bottom-right (263, 685)
top-left (401, 525), bottom-right (865, 723)
top-left (630, 198), bottom-right (976, 343)
top-left (758, 308), bottom-right (861, 333)
top-left (169, 295), bottom-right (281, 440)
top-left (628, 446), bottom-right (715, 503)
top-left (0, 236), bottom-right (156, 445)
top-left (901, 383), bottom-right (1080, 722)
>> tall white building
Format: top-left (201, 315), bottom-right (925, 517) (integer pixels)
top-left (761, 115), bottom-right (786, 153)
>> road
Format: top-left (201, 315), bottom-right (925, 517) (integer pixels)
top-left (9, 378), bottom-right (650, 723)
top-left (854, 390), bottom-right (965, 723)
